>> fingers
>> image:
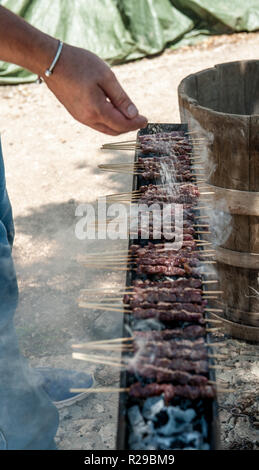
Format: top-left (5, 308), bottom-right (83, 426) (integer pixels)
top-left (100, 70), bottom-right (139, 120)
top-left (94, 85), bottom-right (147, 134)
top-left (103, 100), bottom-right (147, 133)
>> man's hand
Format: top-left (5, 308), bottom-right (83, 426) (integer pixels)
top-left (46, 45), bottom-right (147, 136)
top-left (0, 6), bottom-right (148, 136)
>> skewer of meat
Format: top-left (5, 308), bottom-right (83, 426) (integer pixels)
top-left (134, 345), bottom-right (208, 360)
top-left (135, 264), bottom-right (197, 276)
top-left (130, 242), bottom-right (208, 255)
top-left (134, 336), bottom-right (205, 349)
top-left (124, 290), bottom-right (205, 307)
top-left (123, 285), bottom-right (212, 305)
top-left (128, 364), bottom-right (209, 386)
top-left (133, 325), bottom-right (206, 339)
top-left (129, 382), bottom-right (216, 402)
top-left (135, 357), bottom-right (210, 375)
top-left (131, 278), bottom-right (212, 289)
top-left (131, 307), bottom-right (204, 323)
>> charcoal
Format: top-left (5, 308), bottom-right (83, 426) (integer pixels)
top-left (142, 396), bottom-right (164, 420)
top-left (156, 407), bottom-right (195, 436)
top-left (180, 431), bottom-right (202, 448)
top-left (128, 405), bottom-right (145, 428)
top-left (128, 423), bottom-right (154, 449)
top-left (153, 435), bottom-right (174, 450)
top-left (174, 406), bottom-right (196, 423)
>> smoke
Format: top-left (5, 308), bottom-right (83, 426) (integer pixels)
top-left (183, 110), bottom-right (216, 180)
top-left (160, 159), bottom-right (180, 195)
top-left (181, 112), bottom-right (233, 247)
top-left (208, 201), bottom-right (232, 246)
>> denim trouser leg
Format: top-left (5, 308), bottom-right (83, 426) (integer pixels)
top-left (0, 138), bottom-right (59, 450)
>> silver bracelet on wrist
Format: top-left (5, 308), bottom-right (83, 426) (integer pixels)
top-left (37, 40), bottom-right (63, 84)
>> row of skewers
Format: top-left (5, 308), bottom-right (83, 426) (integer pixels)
top-left (73, 129), bottom-right (229, 420)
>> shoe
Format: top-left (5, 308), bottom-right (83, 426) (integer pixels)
top-left (34, 367), bottom-right (94, 409)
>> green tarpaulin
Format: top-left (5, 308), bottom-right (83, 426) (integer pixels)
top-left (1, 0), bottom-right (259, 84)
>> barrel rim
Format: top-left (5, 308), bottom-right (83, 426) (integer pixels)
top-left (178, 60), bottom-right (259, 119)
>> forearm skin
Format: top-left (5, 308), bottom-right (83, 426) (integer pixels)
top-left (0, 5), bottom-right (57, 76)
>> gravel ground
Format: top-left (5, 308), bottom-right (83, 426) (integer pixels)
top-left (0, 32), bottom-right (258, 450)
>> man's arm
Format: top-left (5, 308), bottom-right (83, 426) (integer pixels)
top-left (0, 6), bottom-right (147, 135)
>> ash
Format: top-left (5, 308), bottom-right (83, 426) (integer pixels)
top-left (127, 397), bottom-right (210, 450)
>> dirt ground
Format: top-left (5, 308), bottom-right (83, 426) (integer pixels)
top-left (0, 32), bottom-right (258, 450)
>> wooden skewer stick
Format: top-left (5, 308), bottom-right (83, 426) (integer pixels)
top-left (204, 290), bottom-right (223, 294)
top-left (73, 346), bottom-right (133, 353)
top-left (105, 190), bottom-right (211, 199)
top-left (98, 168), bottom-right (206, 175)
top-left (82, 261), bottom-right (137, 266)
top-left (82, 289), bottom-right (222, 297)
top-left (100, 169), bottom-right (144, 175)
top-left (82, 250), bottom-right (217, 258)
top-left (78, 302), bottom-right (131, 309)
top-left (82, 262), bottom-right (217, 270)
top-left (106, 192), bottom-right (213, 201)
top-left (82, 288), bottom-right (222, 296)
top-left (80, 296), bottom-right (223, 305)
top-left (205, 308), bottom-right (223, 312)
top-left (193, 224), bottom-right (210, 227)
top-left (101, 142), bottom-right (140, 147)
top-left (72, 355), bottom-right (123, 368)
top-left (70, 386), bottom-right (233, 394)
top-left (101, 136), bottom-right (206, 146)
top-left (82, 256), bottom-right (217, 265)
top-left (79, 303), bottom-right (126, 312)
top-left (70, 387), bottom-right (130, 393)
top-left (73, 338), bottom-right (227, 348)
top-left (99, 162), bottom-right (206, 169)
top-left (101, 146), bottom-right (140, 150)
top-left (79, 302), bottom-right (223, 321)
top-left (72, 383), bottom-right (234, 394)
top-left (101, 139), bottom-right (203, 148)
top-left (73, 352), bottom-right (124, 363)
top-left (73, 345), bottom-right (222, 354)
top-left (208, 353), bottom-right (227, 359)
top-left (81, 250), bottom-right (214, 260)
top-left (99, 162), bottom-right (203, 169)
top-left (210, 365), bottom-right (232, 371)
top-left (73, 352), bottom-right (128, 365)
top-left (79, 280), bottom-right (219, 293)
top-left (72, 338), bottom-right (133, 348)
top-left (73, 350), bottom-right (230, 368)
top-left (195, 231), bottom-right (211, 234)
top-left (101, 139), bottom-right (136, 146)
top-left (81, 249), bottom-right (216, 259)
top-left (72, 343), bottom-right (133, 351)
top-left (79, 287), bottom-right (128, 293)
top-left (101, 146), bottom-right (140, 151)
top-left (73, 354), bottom-right (234, 383)
top-left (81, 266), bottom-right (131, 271)
top-left (79, 303), bottom-right (224, 321)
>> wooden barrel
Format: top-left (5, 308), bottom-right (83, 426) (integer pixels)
top-left (178, 60), bottom-right (259, 341)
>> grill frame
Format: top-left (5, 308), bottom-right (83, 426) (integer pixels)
top-left (116, 123), bottom-right (220, 450)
